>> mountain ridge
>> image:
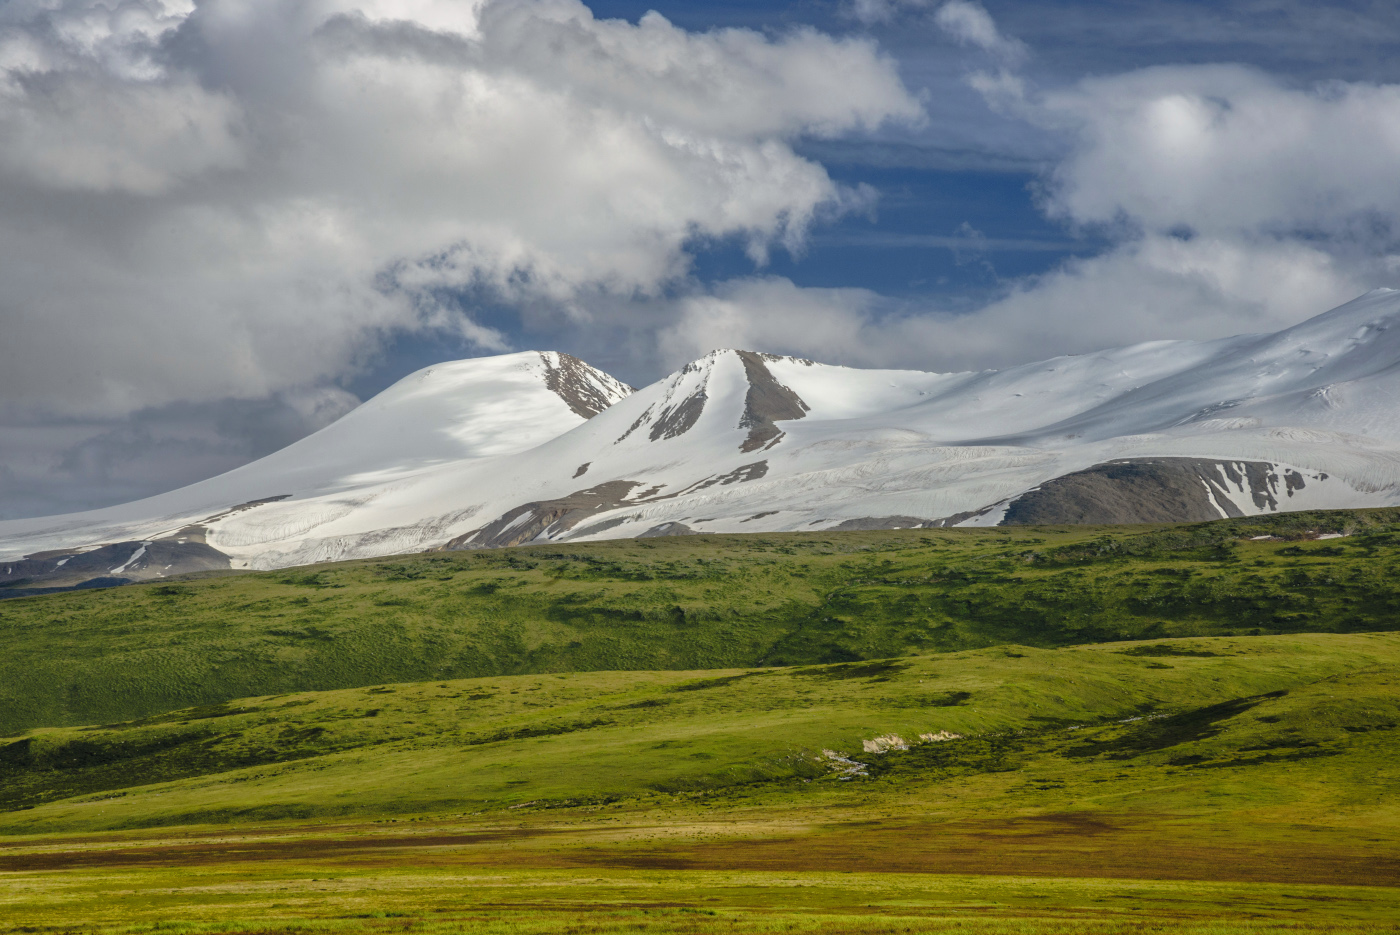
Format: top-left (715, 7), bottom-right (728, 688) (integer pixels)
top-left (6, 291), bottom-right (1400, 590)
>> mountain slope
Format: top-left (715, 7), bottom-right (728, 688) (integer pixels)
top-left (0, 352), bottom-right (631, 587)
top-left (5, 291), bottom-right (1400, 583)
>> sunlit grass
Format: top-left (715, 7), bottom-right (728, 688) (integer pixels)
top-left (3, 508), bottom-right (1400, 736)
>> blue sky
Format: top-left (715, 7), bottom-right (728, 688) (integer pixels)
top-left (4, 0), bottom-right (1400, 518)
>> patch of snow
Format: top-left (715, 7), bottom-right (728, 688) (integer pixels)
top-left (109, 542), bottom-right (150, 575)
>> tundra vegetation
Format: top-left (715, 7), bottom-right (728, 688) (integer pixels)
top-left (1, 509), bottom-right (1398, 934)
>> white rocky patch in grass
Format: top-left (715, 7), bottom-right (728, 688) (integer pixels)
top-left (862, 734), bottom-right (910, 753)
top-left (820, 749), bottom-right (868, 779)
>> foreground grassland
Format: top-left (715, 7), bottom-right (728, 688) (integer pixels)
top-left (3, 863), bottom-right (1398, 935)
top-left (1, 629), bottom-right (1399, 931)
top-left (4, 508), bottom-right (1400, 733)
top-left (3, 512), bottom-right (1400, 933)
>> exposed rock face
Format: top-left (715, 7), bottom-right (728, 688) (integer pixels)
top-left (649, 387), bottom-right (708, 441)
top-left (446, 460), bottom-right (772, 550)
top-left (613, 350), bottom-right (809, 449)
top-left (444, 480), bottom-right (644, 549)
top-left (0, 538), bottom-right (231, 598)
top-left (828, 515), bottom-right (934, 531)
top-left (639, 521), bottom-right (695, 537)
top-left (736, 351), bottom-right (809, 452)
top-left (0, 495), bottom-right (293, 596)
top-left (1000, 458), bottom-right (1308, 525)
top-left (614, 359), bottom-right (709, 444)
top-left (540, 352), bottom-right (633, 419)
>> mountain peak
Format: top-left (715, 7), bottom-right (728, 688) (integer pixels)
top-left (611, 347), bottom-right (813, 449)
top-left (8, 293), bottom-right (1400, 584)
top-left (537, 351), bottom-right (634, 419)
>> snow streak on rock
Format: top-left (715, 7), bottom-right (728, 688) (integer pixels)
top-left (999, 458), bottom-right (1318, 525)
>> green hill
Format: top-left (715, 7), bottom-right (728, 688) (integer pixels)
top-left (3, 631), bottom-right (1397, 836)
top-left (4, 508), bottom-right (1400, 734)
top-left (4, 514), bottom-right (1400, 933)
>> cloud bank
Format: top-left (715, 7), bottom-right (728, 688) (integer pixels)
top-left (661, 5), bottom-right (1400, 372)
top-left (0, 0), bottom-right (920, 419)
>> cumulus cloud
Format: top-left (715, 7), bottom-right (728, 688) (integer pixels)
top-left (660, 277), bottom-right (885, 367)
top-left (850, 0), bottom-right (1027, 68)
top-left (0, 0), bottom-right (920, 419)
top-left (660, 23), bottom-right (1400, 379)
top-left (658, 231), bottom-right (1369, 376)
top-left (1039, 65), bottom-right (1400, 238)
top-left (893, 10), bottom-right (1400, 368)
top-left (933, 0), bottom-right (1026, 63)
top-left (914, 234), bottom-right (1371, 370)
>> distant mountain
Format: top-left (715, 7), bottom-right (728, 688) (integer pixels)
top-left (6, 290), bottom-right (1400, 592)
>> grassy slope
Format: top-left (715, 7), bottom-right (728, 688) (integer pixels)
top-left (4, 508), bottom-right (1400, 734)
top-left (1, 631), bottom-right (1398, 932)
top-left (2, 631), bottom-right (1396, 837)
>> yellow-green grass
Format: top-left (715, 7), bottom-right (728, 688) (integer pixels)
top-left (5, 509), bottom-right (1400, 734)
top-left (2, 632), bottom-right (1396, 844)
top-left (3, 631), bottom-right (1399, 932)
top-left (3, 862), bottom-right (1398, 935)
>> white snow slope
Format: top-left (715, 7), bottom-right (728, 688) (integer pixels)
top-left (7, 290), bottom-right (1400, 574)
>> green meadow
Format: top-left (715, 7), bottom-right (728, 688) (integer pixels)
top-left (2, 510), bottom-right (1399, 933)
top-left (3, 507), bottom-right (1399, 734)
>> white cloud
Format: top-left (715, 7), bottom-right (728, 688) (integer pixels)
top-left (655, 45), bottom-right (1400, 381)
top-left (910, 234), bottom-right (1371, 370)
top-left (660, 277), bottom-right (883, 367)
top-left (933, 1), bottom-right (1026, 63)
top-left (1039, 65), bottom-right (1400, 238)
top-left (660, 232), bottom-right (1370, 379)
top-left (0, 0), bottom-right (921, 417)
top-left (904, 12), bottom-right (1400, 372)
top-left (849, 0), bottom-right (932, 26)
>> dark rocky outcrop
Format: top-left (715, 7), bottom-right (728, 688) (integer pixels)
top-left (735, 351), bottom-right (809, 452)
top-left (1000, 458), bottom-right (1307, 526)
top-left (0, 495), bottom-right (293, 597)
top-left (828, 515), bottom-right (935, 531)
top-left (0, 538), bottom-right (232, 598)
top-left (639, 521), bottom-right (695, 537)
top-left (444, 480), bottom-right (644, 549)
top-left (541, 352), bottom-right (632, 419)
top-left (649, 388), bottom-right (708, 441)
top-left (446, 461), bottom-right (773, 550)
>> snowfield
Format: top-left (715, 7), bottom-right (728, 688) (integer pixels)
top-left (6, 291), bottom-right (1400, 582)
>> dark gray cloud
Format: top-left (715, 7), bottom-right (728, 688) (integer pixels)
top-left (0, 389), bottom-right (358, 520)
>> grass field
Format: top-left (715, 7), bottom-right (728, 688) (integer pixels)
top-left (3, 513), bottom-right (1399, 932)
top-left (2, 630), bottom-right (1399, 930)
top-left (4, 508), bottom-right (1400, 734)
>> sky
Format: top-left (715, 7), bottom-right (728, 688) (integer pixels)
top-left (3, 0), bottom-right (1400, 519)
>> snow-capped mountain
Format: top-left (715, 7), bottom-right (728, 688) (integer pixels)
top-left (7, 290), bottom-right (1400, 592)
